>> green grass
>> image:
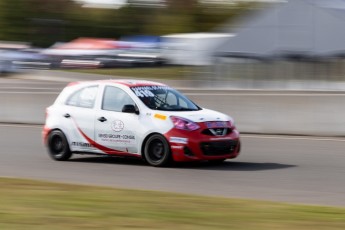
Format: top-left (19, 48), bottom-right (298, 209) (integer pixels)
top-left (0, 177), bottom-right (344, 230)
top-left (68, 66), bottom-right (197, 80)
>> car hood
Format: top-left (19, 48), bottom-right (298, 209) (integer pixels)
top-left (163, 108), bottom-right (232, 123)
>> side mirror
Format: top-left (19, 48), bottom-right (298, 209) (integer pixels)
top-left (122, 104), bottom-right (139, 115)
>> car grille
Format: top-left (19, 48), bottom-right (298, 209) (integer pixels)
top-left (200, 140), bottom-right (238, 156)
top-left (201, 128), bottom-right (232, 136)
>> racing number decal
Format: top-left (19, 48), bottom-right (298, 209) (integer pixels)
top-left (132, 86), bottom-right (168, 98)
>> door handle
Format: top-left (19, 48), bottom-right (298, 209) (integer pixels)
top-left (98, 117), bottom-right (107, 122)
top-left (64, 113), bottom-right (71, 118)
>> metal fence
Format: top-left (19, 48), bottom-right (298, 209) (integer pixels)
top-left (189, 58), bottom-right (345, 89)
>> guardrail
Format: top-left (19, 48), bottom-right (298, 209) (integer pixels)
top-left (2, 90), bottom-right (345, 136)
top-left (0, 92), bottom-right (56, 124)
top-left (187, 93), bottom-right (345, 137)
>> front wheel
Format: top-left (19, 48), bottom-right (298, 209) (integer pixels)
top-left (47, 130), bottom-right (72, 161)
top-left (144, 134), bottom-right (171, 167)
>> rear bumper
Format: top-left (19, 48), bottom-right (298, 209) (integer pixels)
top-left (42, 125), bottom-right (51, 145)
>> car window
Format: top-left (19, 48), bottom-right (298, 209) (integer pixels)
top-left (130, 85), bottom-right (200, 111)
top-left (166, 92), bottom-right (177, 105)
top-left (66, 85), bottom-right (98, 108)
top-left (102, 86), bottom-right (135, 112)
top-left (178, 97), bottom-right (188, 108)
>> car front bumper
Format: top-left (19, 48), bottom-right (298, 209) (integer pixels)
top-left (164, 125), bottom-right (240, 162)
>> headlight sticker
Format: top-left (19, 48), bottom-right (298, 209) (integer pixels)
top-left (169, 137), bottom-right (188, 144)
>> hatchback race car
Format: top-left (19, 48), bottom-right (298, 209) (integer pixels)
top-left (43, 79), bottom-right (240, 166)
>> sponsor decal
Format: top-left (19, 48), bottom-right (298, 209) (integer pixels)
top-left (206, 121), bottom-right (229, 128)
top-left (210, 137), bottom-right (231, 141)
top-left (111, 120), bottom-right (124, 132)
top-left (171, 145), bottom-right (184, 150)
top-left (71, 117), bottom-right (140, 157)
top-left (132, 86), bottom-right (169, 98)
top-left (71, 142), bottom-right (93, 148)
top-left (169, 137), bottom-right (188, 144)
top-left (98, 133), bottom-right (135, 144)
top-left (154, 113), bottom-right (167, 120)
top-left (133, 89), bottom-right (155, 97)
top-left (98, 134), bottom-right (135, 139)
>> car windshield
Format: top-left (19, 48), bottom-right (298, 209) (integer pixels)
top-left (130, 85), bottom-right (201, 111)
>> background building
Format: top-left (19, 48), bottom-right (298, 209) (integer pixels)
top-left (210, 0), bottom-right (345, 82)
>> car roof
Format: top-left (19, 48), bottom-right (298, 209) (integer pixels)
top-left (67, 79), bottom-right (166, 88)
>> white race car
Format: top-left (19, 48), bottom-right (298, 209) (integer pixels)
top-left (43, 80), bottom-right (240, 166)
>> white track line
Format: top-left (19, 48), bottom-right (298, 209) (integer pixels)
top-left (184, 93), bottom-right (345, 96)
top-left (242, 134), bottom-right (345, 142)
top-left (0, 124), bottom-right (42, 128)
top-left (0, 87), bottom-right (60, 90)
top-left (0, 123), bottom-right (344, 142)
top-left (0, 92), bottom-right (58, 94)
top-left (10, 75), bottom-right (79, 82)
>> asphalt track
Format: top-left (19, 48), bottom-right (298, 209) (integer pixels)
top-left (1, 74), bottom-right (345, 207)
top-left (1, 124), bottom-right (344, 207)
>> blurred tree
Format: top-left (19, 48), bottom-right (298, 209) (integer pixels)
top-left (146, 0), bottom-right (198, 34)
top-left (137, 0), bottom-right (256, 35)
top-left (166, 0), bottom-right (198, 11)
top-left (0, 0), bottom-right (77, 46)
top-left (0, 0), bottom-right (258, 47)
top-left (0, 0), bottom-right (29, 41)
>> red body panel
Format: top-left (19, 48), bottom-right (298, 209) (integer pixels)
top-left (42, 125), bottom-right (51, 145)
top-left (164, 122), bottom-right (240, 162)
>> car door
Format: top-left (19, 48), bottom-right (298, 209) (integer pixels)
top-left (64, 85), bottom-right (99, 152)
top-left (94, 85), bottom-right (140, 155)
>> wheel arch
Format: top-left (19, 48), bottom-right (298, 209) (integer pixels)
top-left (46, 128), bottom-right (73, 161)
top-left (46, 128), bottom-right (71, 148)
top-left (140, 132), bottom-right (169, 159)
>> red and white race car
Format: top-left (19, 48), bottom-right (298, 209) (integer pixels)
top-left (43, 80), bottom-right (240, 166)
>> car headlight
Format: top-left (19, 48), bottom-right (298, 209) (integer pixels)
top-left (227, 117), bottom-right (235, 128)
top-left (170, 116), bottom-right (200, 131)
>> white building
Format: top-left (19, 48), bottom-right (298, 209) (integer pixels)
top-left (161, 33), bottom-right (234, 66)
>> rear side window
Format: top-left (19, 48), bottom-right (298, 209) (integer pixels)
top-left (102, 86), bottom-right (135, 112)
top-left (66, 85), bottom-right (98, 108)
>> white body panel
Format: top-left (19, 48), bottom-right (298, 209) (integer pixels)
top-left (44, 79), bottom-right (236, 158)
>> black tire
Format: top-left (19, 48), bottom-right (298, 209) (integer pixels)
top-left (47, 130), bottom-right (72, 161)
top-left (144, 134), bottom-right (171, 167)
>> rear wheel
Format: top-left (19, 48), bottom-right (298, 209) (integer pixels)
top-left (144, 134), bottom-right (171, 167)
top-left (47, 130), bottom-right (72, 161)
